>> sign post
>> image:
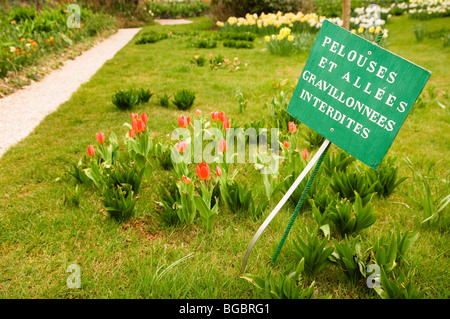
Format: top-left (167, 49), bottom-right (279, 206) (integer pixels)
top-left (240, 20), bottom-right (431, 273)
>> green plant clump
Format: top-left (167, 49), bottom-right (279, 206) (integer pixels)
top-left (172, 89), bottom-right (196, 110)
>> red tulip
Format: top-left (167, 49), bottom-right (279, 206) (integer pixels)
top-left (182, 175), bottom-right (191, 184)
top-left (132, 119), bottom-right (138, 133)
top-left (129, 129), bottom-right (136, 139)
top-left (223, 117), bottom-right (230, 130)
top-left (288, 121), bottom-right (297, 133)
top-left (178, 115), bottom-right (190, 128)
top-left (218, 138), bottom-right (227, 152)
top-left (196, 162), bottom-right (210, 180)
top-left (302, 148), bottom-right (309, 160)
top-left (234, 57), bottom-right (238, 63)
top-left (283, 140), bottom-right (289, 148)
top-left (96, 132), bottom-right (105, 144)
top-left (141, 112), bottom-right (148, 124)
top-left (218, 112), bottom-right (226, 122)
top-left (195, 109), bottom-right (202, 115)
top-left (87, 144), bottom-right (95, 156)
top-left (131, 112), bottom-right (139, 121)
top-left (136, 119), bottom-right (146, 133)
top-left (215, 166), bottom-right (222, 176)
top-left (211, 111), bottom-right (219, 121)
top-left (175, 141), bottom-right (187, 153)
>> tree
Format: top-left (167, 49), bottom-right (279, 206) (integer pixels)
top-left (36, 0), bottom-right (43, 12)
top-left (342, 0), bottom-right (351, 30)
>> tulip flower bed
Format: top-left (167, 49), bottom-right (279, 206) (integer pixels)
top-left (0, 5), bottom-right (116, 94)
top-left (0, 15), bottom-right (448, 299)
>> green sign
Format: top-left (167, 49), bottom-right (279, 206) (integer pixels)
top-left (287, 20), bottom-right (431, 169)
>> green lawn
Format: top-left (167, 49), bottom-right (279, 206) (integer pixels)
top-left (0, 15), bottom-right (448, 299)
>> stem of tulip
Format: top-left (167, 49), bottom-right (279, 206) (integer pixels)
top-left (240, 139), bottom-right (331, 274)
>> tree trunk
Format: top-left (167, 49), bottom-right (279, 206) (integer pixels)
top-left (342, 0), bottom-right (351, 30)
top-left (36, 0), bottom-right (43, 12)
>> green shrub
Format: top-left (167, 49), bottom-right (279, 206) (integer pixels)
top-left (157, 93), bottom-right (171, 108)
top-left (300, 128), bottom-right (325, 150)
top-left (413, 23), bottom-right (428, 42)
top-left (322, 150), bottom-right (355, 177)
top-left (102, 186), bottom-right (137, 222)
top-left (220, 32), bottom-right (255, 42)
top-left (329, 168), bottom-right (378, 205)
top-left (172, 89), bottom-right (196, 110)
top-left (240, 258), bottom-right (328, 299)
top-left (328, 194), bottom-right (377, 237)
top-left (135, 31), bottom-right (168, 44)
top-left (292, 230), bottom-right (334, 277)
top-left (220, 180), bottom-right (268, 220)
top-left (223, 40), bottom-right (254, 49)
top-left (210, 0), bottom-right (300, 21)
top-left (191, 55), bottom-right (207, 66)
top-left (190, 38), bottom-right (217, 49)
top-left (112, 89), bottom-right (140, 110)
top-left (375, 267), bottom-right (426, 299)
top-left (137, 88), bottom-right (153, 104)
top-left (329, 236), bottom-right (367, 287)
top-left (146, 1), bottom-right (210, 19)
top-left (365, 157), bottom-right (407, 198)
top-left (154, 177), bottom-right (181, 227)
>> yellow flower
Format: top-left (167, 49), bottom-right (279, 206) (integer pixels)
top-left (351, 29), bottom-right (356, 34)
top-left (369, 26), bottom-right (375, 33)
top-left (288, 35), bottom-right (294, 41)
top-left (358, 27), bottom-right (364, 33)
top-left (264, 36), bottom-right (270, 42)
top-left (279, 27), bottom-right (291, 38)
top-left (375, 27), bottom-right (382, 33)
top-left (277, 34), bottom-right (284, 40)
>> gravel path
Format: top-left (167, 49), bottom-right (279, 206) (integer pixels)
top-left (0, 28), bottom-right (141, 158)
top-left (154, 18), bottom-right (193, 25)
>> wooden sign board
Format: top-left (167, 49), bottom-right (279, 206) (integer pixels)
top-left (287, 20), bottom-right (431, 169)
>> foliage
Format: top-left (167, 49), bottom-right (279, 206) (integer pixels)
top-left (135, 31), bottom-right (168, 44)
top-left (265, 28), bottom-right (298, 56)
top-left (292, 230), bottom-right (334, 277)
top-left (102, 185), bottom-right (137, 222)
top-left (329, 168), bottom-right (378, 206)
top-left (266, 90), bottom-right (298, 132)
top-left (112, 88), bottom-right (140, 110)
top-left (321, 150), bottom-right (355, 177)
top-left (328, 194), bottom-right (377, 238)
top-left (157, 93), bottom-right (171, 108)
top-left (172, 89), bottom-right (196, 110)
top-left (329, 236), bottom-right (367, 287)
top-left (223, 40), bottom-right (254, 49)
top-left (154, 177), bottom-right (181, 226)
top-left (300, 128), bottom-right (325, 150)
top-left (191, 55), bottom-right (207, 66)
top-left (406, 158), bottom-right (450, 225)
top-left (210, 0), bottom-right (300, 21)
top-left (137, 88), bottom-right (153, 104)
top-left (236, 92), bottom-right (248, 114)
top-left (375, 267), bottom-right (426, 299)
top-left (240, 258), bottom-right (329, 299)
top-left (219, 32), bottom-right (255, 42)
top-left (365, 157), bottom-right (407, 198)
top-left (145, 0), bottom-right (210, 19)
top-left (0, 5), bottom-right (116, 78)
top-left (190, 38), bottom-right (217, 49)
top-left (220, 180), bottom-right (268, 220)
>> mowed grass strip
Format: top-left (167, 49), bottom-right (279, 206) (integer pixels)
top-left (0, 16), bottom-right (448, 298)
